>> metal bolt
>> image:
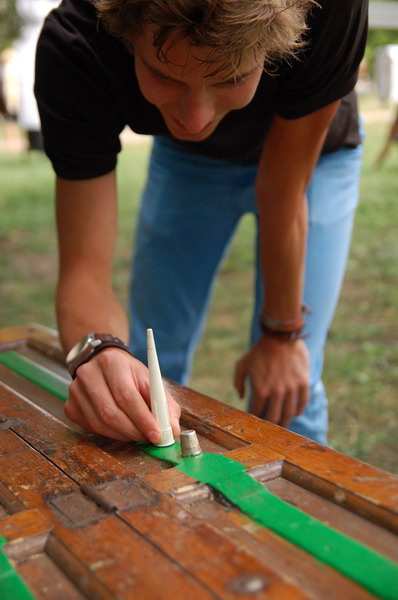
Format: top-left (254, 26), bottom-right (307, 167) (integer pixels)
top-left (228, 574), bottom-right (269, 595)
top-left (180, 430), bottom-right (202, 457)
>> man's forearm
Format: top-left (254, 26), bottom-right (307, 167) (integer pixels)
top-left (258, 192), bottom-right (307, 321)
top-left (54, 171), bottom-right (129, 352)
top-left (255, 104), bottom-right (339, 321)
top-left (56, 273), bottom-right (129, 352)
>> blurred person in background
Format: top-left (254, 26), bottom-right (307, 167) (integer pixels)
top-left (13, 0), bottom-right (58, 150)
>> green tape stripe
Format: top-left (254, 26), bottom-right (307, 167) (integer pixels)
top-left (142, 443), bottom-right (398, 600)
top-left (0, 535), bottom-right (37, 600)
top-left (2, 350), bottom-right (398, 599)
top-left (0, 351), bottom-right (69, 401)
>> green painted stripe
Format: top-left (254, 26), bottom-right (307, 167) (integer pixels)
top-left (2, 350), bottom-right (398, 599)
top-left (0, 351), bottom-right (69, 401)
top-left (142, 443), bottom-right (398, 600)
top-left (0, 535), bottom-right (37, 600)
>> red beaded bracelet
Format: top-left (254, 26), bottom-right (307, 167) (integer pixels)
top-left (260, 327), bottom-right (306, 342)
top-left (259, 304), bottom-right (310, 338)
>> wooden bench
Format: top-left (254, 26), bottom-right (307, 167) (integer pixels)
top-left (0, 324), bottom-right (397, 600)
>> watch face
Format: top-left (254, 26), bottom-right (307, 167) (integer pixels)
top-left (66, 334), bottom-right (93, 363)
top-left (66, 333), bottom-right (102, 364)
top-left (65, 334), bottom-right (128, 377)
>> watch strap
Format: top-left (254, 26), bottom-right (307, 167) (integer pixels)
top-left (69, 334), bottom-right (132, 379)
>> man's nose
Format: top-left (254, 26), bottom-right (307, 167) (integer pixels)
top-left (177, 88), bottom-right (216, 134)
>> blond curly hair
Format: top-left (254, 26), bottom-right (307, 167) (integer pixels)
top-left (94, 0), bottom-right (314, 75)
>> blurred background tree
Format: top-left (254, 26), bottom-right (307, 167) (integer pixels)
top-left (0, 0), bottom-right (22, 53)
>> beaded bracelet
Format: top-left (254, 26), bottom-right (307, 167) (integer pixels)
top-left (260, 327), bottom-right (306, 342)
top-left (259, 304), bottom-right (310, 340)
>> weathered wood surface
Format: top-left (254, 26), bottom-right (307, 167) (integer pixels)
top-left (0, 323), bottom-right (397, 600)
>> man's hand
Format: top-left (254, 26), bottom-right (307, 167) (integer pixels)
top-left (65, 348), bottom-right (181, 442)
top-left (234, 336), bottom-right (309, 428)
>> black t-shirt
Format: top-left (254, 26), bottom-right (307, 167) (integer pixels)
top-left (35, 0), bottom-right (368, 180)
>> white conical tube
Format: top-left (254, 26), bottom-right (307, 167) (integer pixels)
top-left (147, 328), bottom-right (175, 447)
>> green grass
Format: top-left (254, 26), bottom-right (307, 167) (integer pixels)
top-left (0, 98), bottom-right (397, 473)
top-left (324, 110), bottom-right (398, 473)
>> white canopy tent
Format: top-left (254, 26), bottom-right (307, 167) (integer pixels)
top-left (369, 2), bottom-right (398, 30)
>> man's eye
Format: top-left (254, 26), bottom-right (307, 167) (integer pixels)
top-left (150, 70), bottom-right (172, 82)
top-left (219, 77), bottom-right (247, 88)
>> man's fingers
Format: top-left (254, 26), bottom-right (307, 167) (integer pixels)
top-left (234, 359), bottom-right (246, 398)
top-left (85, 351), bottom-right (162, 442)
top-left (250, 381), bottom-right (271, 419)
top-left (280, 390), bottom-right (298, 428)
top-left (64, 398), bottom-right (91, 430)
top-left (296, 384), bottom-right (309, 416)
top-left (71, 365), bottom-right (157, 441)
top-left (65, 390), bottom-right (133, 442)
top-left (254, 389), bottom-right (306, 428)
top-left (99, 352), bottom-right (179, 443)
top-left (105, 378), bottom-right (161, 443)
top-left (67, 349), bottom-right (182, 443)
top-left (264, 394), bottom-right (284, 425)
top-left (166, 390), bottom-right (181, 436)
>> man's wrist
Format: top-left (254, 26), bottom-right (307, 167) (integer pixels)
top-left (260, 328), bottom-right (304, 342)
top-left (66, 333), bottom-right (132, 378)
top-left (259, 304), bottom-right (310, 341)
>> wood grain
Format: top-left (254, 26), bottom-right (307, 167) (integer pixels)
top-left (1, 323), bottom-right (397, 600)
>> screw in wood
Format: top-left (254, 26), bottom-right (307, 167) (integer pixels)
top-left (227, 574), bottom-right (269, 595)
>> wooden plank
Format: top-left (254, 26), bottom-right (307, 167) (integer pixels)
top-left (225, 443), bottom-right (286, 468)
top-left (182, 492), bottom-right (377, 600)
top-left (283, 461), bottom-right (398, 535)
top-left (282, 442), bottom-right (398, 513)
top-left (46, 518), bottom-right (216, 600)
top-left (0, 481), bottom-right (26, 514)
top-left (0, 377), bottom-right (239, 481)
top-left (89, 437), bottom-right (177, 478)
top-left (265, 476), bottom-right (398, 562)
top-left (25, 328), bottom-right (66, 365)
top-left (0, 323), bottom-right (65, 367)
top-left (208, 408), bottom-right (314, 451)
top-left (0, 410), bottom-right (218, 598)
top-left (18, 345), bottom-right (70, 379)
top-left (3, 356), bottom-right (398, 540)
top-left (3, 340), bottom-right (398, 536)
top-left (0, 385), bottom-right (137, 484)
top-left (0, 365), bottom-right (77, 431)
top-left (0, 324), bottom-right (38, 347)
top-left (0, 509), bottom-right (52, 543)
top-left (142, 466), bottom-right (196, 495)
top-left (208, 409), bottom-right (398, 519)
top-left (165, 379), bottom-right (234, 418)
top-left (121, 493), bottom-right (309, 600)
top-left (1, 323), bottom-right (397, 600)
top-left (180, 412), bottom-right (248, 450)
top-left (15, 553), bottom-right (86, 600)
top-left (0, 428), bottom-right (80, 507)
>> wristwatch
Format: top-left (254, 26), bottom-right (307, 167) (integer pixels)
top-left (66, 333), bottom-right (132, 379)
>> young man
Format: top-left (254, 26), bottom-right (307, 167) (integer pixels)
top-left (35, 0), bottom-right (368, 445)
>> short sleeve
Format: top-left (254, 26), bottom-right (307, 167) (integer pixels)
top-left (276, 0), bottom-right (368, 119)
top-left (35, 8), bottom-right (125, 180)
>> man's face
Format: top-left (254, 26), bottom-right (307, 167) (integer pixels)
top-left (134, 28), bottom-right (263, 142)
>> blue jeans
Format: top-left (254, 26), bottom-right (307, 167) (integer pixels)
top-left (129, 136), bottom-right (363, 444)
